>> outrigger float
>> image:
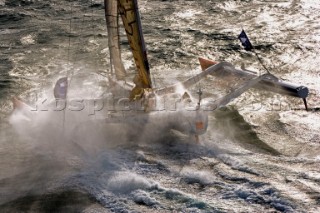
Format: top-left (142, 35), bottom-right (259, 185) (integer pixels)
top-left (197, 58), bottom-right (309, 107)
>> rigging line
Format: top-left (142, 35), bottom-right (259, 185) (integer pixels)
top-left (90, 0), bottom-right (99, 92)
top-left (196, 63), bottom-right (202, 90)
top-left (253, 50), bottom-right (271, 75)
top-left (239, 28), bottom-right (272, 76)
top-left (107, 2), bottom-right (115, 76)
top-left (177, 19), bottom-right (199, 98)
top-left (116, 5), bottom-right (126, 99)
top-left (107, 2), bottom-right (121, 77)
top-left (190, 64), bottom-right (197, 88)
top-left (67, 1), bottom-right (73, 88)
top-left (117, 5), bottom-right (120, 71)
top-left (67, 3), bottom-right (73, 69)
top-left (151, 71), bottom-right (157, 89)
top-left (195, 66), bottom-right (203, 109)
top-left (62, 1), bottom-right (74, 131)
top-left (189, 63), bottom-right (201, 108)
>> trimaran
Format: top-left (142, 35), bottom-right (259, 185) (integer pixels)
top-left (12, 0), bottom-right (309, 143)
top-left (102, 0), bottom-right (308, 142)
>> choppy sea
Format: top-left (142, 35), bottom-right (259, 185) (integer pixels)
top-left (0, 0), bottom-right (320, 212)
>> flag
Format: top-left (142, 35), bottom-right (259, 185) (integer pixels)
top-left (238, 30), bottom-right (253, 51)
top-left (54, 77), bottom-right (68, 99)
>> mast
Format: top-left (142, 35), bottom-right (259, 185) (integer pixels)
top-left (105, 0), bottom-right (127, 80)
top-left (118, 0), bottom-right (152, 92)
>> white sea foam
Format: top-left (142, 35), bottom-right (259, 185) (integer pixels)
top-left (20, 35), bottom-right (35, 45)
top-left (132, 190), bottom-right (159, 206)
top-left (175, 9), bottom-right (201, 19)
top-left (107, 172), bottom-right (155, 194)
top-left (217, 154), bottom-right (258, 175)
top-left (180, 168), bottom-right (213, 186)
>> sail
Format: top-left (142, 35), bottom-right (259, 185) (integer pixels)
top-left (118, 0), bottom-right (152, 89)
top-left (105, 0), bottom-right (127, 80)
top-left (54, 77), bottom-right (68, 99)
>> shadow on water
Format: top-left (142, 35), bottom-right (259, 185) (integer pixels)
top-left (0, 59), bottom-right (13, 100)
top-left (212, 107), bottom-right (281, 156)
top-left (0, 190), bottom-right (98, 213)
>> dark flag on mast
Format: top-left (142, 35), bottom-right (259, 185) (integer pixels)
top-left (238, 30), bottom-right (253, 51)
top-left (54, 77), bottom-right (68, 99)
